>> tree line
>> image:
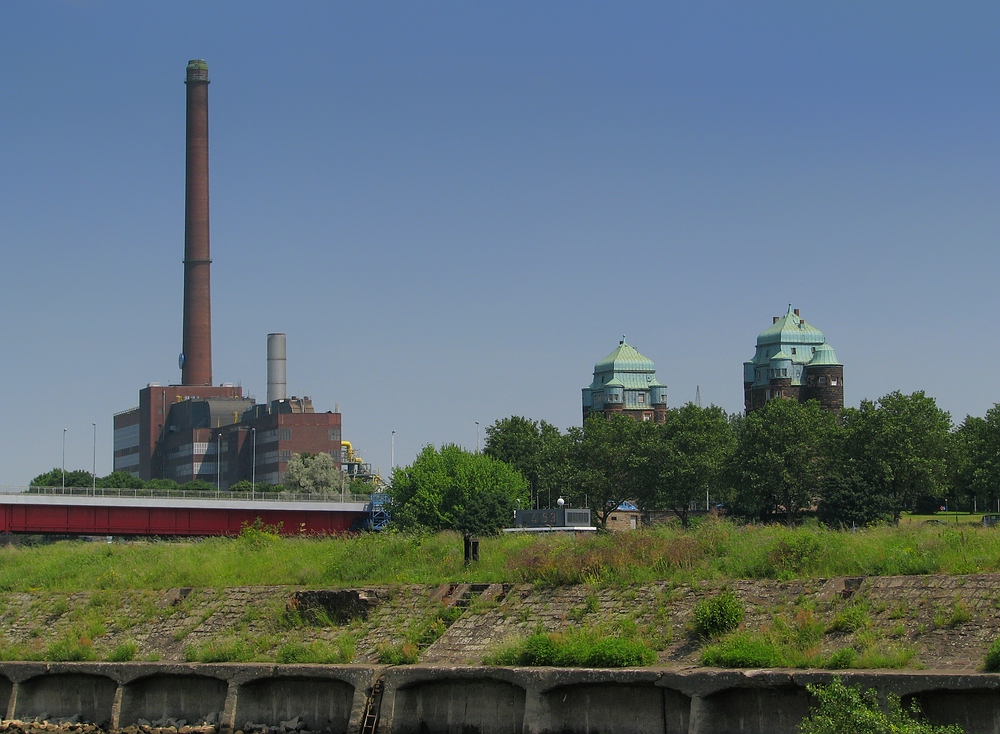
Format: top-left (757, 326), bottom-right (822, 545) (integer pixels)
top-left (481, 390), bottom-right (1000, 529)
top-left (29, 453), bottom-right (366, 495)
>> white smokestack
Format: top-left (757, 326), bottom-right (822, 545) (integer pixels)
top-left (267, 333), bottom-right (287, 407)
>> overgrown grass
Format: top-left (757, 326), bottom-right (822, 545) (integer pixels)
top-left (4, 519), bottom-right (1000, 592)
top-left (484, 625), bottom-right (656, 667)
top-left (701, 605), bottom-right (916, 670)
top-left (276, 637), bottom-right (355, 664)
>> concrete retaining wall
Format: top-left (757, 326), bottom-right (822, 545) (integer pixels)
top-left (1, 663), bottom-right (1000, 733)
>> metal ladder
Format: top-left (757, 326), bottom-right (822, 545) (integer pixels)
top-left (359, 677), bottom-right (385, 734)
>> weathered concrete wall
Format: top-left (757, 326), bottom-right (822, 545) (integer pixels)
top-left (2, 664), bottom-right (1000, 734)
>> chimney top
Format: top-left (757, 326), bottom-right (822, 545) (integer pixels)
top-left (186, 59), bottom-right (209, 84)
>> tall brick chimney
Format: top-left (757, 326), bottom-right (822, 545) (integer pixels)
top-left (181, 59), bottom-right (212, 386)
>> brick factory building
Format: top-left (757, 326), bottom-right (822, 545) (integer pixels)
top-left (113, 61), bottom-right (341, 488)
top-left (582, 338), bottom-right (668, 424)
top-left (743, 305), bottom-right (844, 414)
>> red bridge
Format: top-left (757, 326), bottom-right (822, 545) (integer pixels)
top-left (0, 489), bottom-right (371, 537)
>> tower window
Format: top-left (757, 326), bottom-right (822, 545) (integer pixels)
top-left (791, 348), bottom-right (796, 355)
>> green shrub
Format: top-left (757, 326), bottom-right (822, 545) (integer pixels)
top-left (484, 628), bottom-right (655, 668)
top-left (828, 604), bottom-right (871, 634)
top-left (700, 631), bottom-right (784, 668)
top-left (44, 634), bottom-right (95, 662)
top-left (985, 637), bottom-right (1000, 672)
top-left (378, 642), bottom-right (420, 665)
top-left (107, 641), bottom-right (138, 662)
top-left (692, 590), bottom-right (744, 638)
top-left (184, 637), bottom-right (255, 663)
top-left (277, 637), bottom-right (354, 664)
top-left (798, 677), bottom-right (962, 734)
top-left (822, 647), bottom-right (858, 669)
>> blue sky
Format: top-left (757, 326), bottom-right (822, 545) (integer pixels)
top-left (1, 2), bottom-right (998, 484)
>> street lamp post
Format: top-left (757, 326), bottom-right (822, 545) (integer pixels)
top-left (61, 428), bottom-right (67, 490)
top-left (216, 433), bottom-right (221, 491)
top-left (251, 428), bottom-right (257, 500)
top-left (475, 421), bottom-right (480, 454)
top-left (391, 430), bottom-right (395, 471)
top-left (92, 423), bottom-right (97, 492)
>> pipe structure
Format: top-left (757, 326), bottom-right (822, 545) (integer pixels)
top-left (266, 333), bottom-right (287, 407)
top-left (181, 59), bottom-right (212, 386)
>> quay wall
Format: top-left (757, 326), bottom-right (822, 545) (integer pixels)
top-left (0, 663), bottom-right (999, 734)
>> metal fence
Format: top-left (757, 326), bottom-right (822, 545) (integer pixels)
top-left (0, 486), bottom-right (372, 503)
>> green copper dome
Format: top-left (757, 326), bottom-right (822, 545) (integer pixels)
top-left (809, 343), bottom-right (841, 366)
top-left (594, 339), bottom-right (656, 373)
top-left (757, 305), bottom-right (825, 346)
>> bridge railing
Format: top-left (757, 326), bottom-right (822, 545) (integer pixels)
top-left (0, 486), bottom-right (373, 503)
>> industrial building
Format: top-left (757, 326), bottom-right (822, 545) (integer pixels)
top-left (581, 338), bottom-right (668, 424)
top-left (113, 61), bottom-right (342, 489)
top-left (743, 305), bottom-right (844, 414)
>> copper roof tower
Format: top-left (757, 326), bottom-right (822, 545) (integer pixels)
top-left (180, 59), bottom-right (212, 386)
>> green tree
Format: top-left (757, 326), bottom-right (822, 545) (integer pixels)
top-left (798, 677), bottom-right (961, 734)
top-left (388, 444), bottom-right (528, 534)
top-left (641, 404), bottom-right (735, 527)
top-left (569, 414), bottom-right (646, 529)
top-left (29, 468), bottom-right (94, 488)
top-left (146, 478), bottom-right (178, 489)
top-left (96, 471), bottom-right (145, 490)
top-left (816, 471), bottom-right (891, 528)
top-left (181, 479), bottom-right (214, 491)
top-left (484, 416), bottom-right (571, 509)
top-left (954, 407), bottom-right (1000, 513)
top-left (284, 452), bottom-right (340, 493)
top-left (838, 391), bottom-right (953, 522)
top-left (726, 399), bottom-right (836, 523)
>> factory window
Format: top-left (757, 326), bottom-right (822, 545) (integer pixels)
top-left (831, 378), bottom-right (838, 386)
top-left (279, 429), bottom-right (291, 441)
top-left (775, 390), bottom-right (782, 398)
top-left (819, 377), bottom-right (827, 386)
top-left (791, 348), bottom-right (796, 355)
top-left (279, 450), bottom-right (291, 461)
top-left (782, 369), bottom-right (787, 377)
top-left (328, 428), bottom-right (341, 442)
top-left (638, 394), bottom-right (644, 403)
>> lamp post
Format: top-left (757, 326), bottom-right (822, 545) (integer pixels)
top-left (216, 433), bottom-right (221, 492)
top-left (251, 428), bottom-right (257, 500)
top-left (391, 430), bottom-right (395, 471)
top-left (475, 422), bottom-right (480, 454)
top-left (61, 428), bottom-right (67, 490)
top-left (92, 423), bottom-right (97, 492)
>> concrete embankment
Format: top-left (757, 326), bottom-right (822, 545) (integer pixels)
top-left (2, 663), bottom-right (1000, 734)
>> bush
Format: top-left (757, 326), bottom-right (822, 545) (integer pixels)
top-left (107, 641), bottom-right (138, 662)
top-left (985, 637), bottom-right (1000, 672)
top-left (798, 677), bottom-right (962, 734)
top-left (277, 638), bottom-right (354, 664)
top-left (484, 628), bottom-right (655, 668)
top-left (692, 590), bottom-right (744, 638)
top-left (378, 642), bottom-right (420, 665)
top-left (700, 631), bottom-right (784, 668)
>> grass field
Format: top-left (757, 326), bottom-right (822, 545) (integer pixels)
top-left (4, 517), bottom-right (1000, 592)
